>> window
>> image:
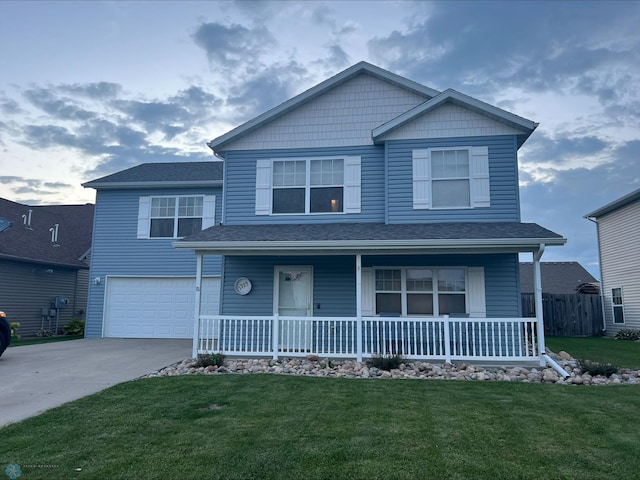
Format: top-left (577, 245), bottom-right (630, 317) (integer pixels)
top-left (272, 159), bottom-right (344, 214)
top-left (137, 195), bottom-right (215, 239)
top-left (612, 287), bottom-right (625, 324)
top-left (255, 156), bottom-right (360, 215)
top-left (412, 146), bottom-right (489, 210)
top-left (375, 268), bottom-right (466, 316)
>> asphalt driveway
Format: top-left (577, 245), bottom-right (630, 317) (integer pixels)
top-left (0, 338), bottom-right (191, 428)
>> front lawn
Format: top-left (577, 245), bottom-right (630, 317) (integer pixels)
top-left (546, 336), bottom-right (640, 369)
top-left (1, 375), bottom-right (639, 480)
top-left (9, 335), bottom-right (83, 347)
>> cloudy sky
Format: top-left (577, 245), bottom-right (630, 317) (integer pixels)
top-left (1, 0), bottom-right (639, 278)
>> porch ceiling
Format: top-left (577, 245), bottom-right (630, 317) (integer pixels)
top-left (174, 222), bottom-right (566, 256)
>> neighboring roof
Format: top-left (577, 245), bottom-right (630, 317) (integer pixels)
top-left (82, 161), bottom-right (223, 190)
top-left (372, 89), bottom-right (537, 148)
top-left (175, 222), bottom-right (565, 255)
top-left (0, 198), bottom-right (94, 268)
top-left (519, 262), bottom-right (598, 294)
top-left (208, 61), bottom-right (440, 152)
top-left (584, 187), bottom-right (640, 219)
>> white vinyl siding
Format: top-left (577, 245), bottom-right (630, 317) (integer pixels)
top-left (137, 195), bottom-right (215, 239)
top-left (254, 156), bottom-right (361, 215)
top-left (412, 147), bottom-right (489, 210)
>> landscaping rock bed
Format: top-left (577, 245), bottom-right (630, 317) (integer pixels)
top-left (143, 351), bottom-right (639, 385)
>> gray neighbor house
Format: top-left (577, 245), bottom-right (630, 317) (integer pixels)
top-left (0, 198), bottom-right (94, 337)
top-left (586, 187), bottom-right (640, 335)
top-left (84, 62), bottom-right (567, 367)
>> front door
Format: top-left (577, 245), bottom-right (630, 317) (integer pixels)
top-left (275, 266), bottom-right (312, 351)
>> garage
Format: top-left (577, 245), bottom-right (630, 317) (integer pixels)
top-left (104, 277), bottom-right (220, 338)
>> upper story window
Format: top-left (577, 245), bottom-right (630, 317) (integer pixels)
top-left (412, 146), bottom-right (489, 210)
top-left (137, 195), bottom-right (215, 239)
top-left (272, 159), bottom-right (344, 214)
top-left (255, 156), bottom-right (361, 216)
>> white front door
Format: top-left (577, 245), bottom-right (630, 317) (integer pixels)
top-left (274, 266), bottom-right (312, 351)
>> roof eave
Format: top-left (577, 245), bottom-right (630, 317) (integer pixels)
top-left (174, 237), bottom-right (566, 255)
top-left (82, 180), bottom-right (223, 190)
top-left (584, 188), bottom-right (640, 219)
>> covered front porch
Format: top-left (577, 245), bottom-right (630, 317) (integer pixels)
top-left (175, 222), bottom-right (566, 367)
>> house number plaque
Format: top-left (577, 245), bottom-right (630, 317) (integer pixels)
top-left (234, 277), bottom-right (252, 295)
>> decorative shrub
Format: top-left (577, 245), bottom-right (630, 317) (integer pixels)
top-left (368, 354), bottom-right (406, 371)
top-left (10, 322), bottom-right (20, 340)
top-left (195, 352), bottom-right (225, 368)
top-left (63, 318), bottom-right (86, 336)
top-left (615, 329), bottom-right (640, 341)
top-left (36, 329), bottom-right (55, 337)
top-left (578, 359), bottom-right (619, 377)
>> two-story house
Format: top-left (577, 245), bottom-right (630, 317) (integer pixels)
top-left (83, 62), bottom-right (565, 366)
top-left (171, 62), bottom-right (565, 365)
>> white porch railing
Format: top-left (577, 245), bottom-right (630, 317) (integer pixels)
top-left (195, 315), bottom-right (541, 363)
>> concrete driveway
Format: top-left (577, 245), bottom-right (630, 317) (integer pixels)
top-left (0, 338), bottom-right (191, 428)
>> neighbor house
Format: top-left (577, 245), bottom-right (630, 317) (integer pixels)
top-left (519, 262), bottom-right (598, 295)
top-left (84, 62), bottom-right (566, 366)
top-left (585, 188), bottom-right (640, 334)
top-left (0, 198), bottom-right (94, 336)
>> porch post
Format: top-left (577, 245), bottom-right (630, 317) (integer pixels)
top-left (272, 314), bottom-right (279, 360)
top-left (356, 254), bottom-right (363, 362)
top-left (192, 253), bottom-right (203, 358)
top-left (533, 244), bottom-right (546, 366)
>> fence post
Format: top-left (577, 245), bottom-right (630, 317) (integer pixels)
top-left (443, 315), bottom-right (451, 363)
top-left (272, 314), bottom-right (279, 360)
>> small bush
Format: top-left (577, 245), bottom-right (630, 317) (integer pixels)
top-left (578, 359), bottom-right (619, 377)
top-left (368, 354), bottom-right (406, 371)
top-left (615, 329), bottom-right (640, 341)
top-left (63, 318), bottom-right (86, 336)
top-left (36, 329), bottom-right (55, 337)
top-left (195, 352), bottom-right (225, 368)
top-left (10, 322), bottom-right (20, 340)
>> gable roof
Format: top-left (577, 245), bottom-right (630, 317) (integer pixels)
top-left (208, 62), bottom-right (538, 153)
top-left (584, 187), bottom-right (640, 219)
top-left (372, 89), bottom-right (538, 148)
top-left (207, 61), bottom-right (440, 153)
top-left (82, 161), bottom-right (223, 190)
top-left (0, 198), bottom-right (94, 268)
top-left (519, 262), bottom-right (598, 294)
top-left (175, 222), bottom-right (565, 255)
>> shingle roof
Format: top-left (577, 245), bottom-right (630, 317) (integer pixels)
top-left (519, 262), bottom-right (598, 294)
top-left (0, 198), bottom-right (94, 268)
top-left (176, 222), bottom-right (565, 254)
top-left (82, 161), bottom-right (223, 189)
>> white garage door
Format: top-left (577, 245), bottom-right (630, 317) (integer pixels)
top-left (104, 277), bottom-right (220, 338)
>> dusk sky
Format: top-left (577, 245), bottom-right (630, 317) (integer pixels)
top-left (1, 0), bottom-right (639, 278)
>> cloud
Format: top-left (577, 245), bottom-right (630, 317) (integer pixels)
top-left (0, 95), bottom-right (22, 115)
top-left (23, 87), bottom-right (96, 121)
top-left (0, 176), bottom-right (74, 199)
top-left (57, 82), bottom-right (122, 99)
top-left (192, 21), bottom-right (276, 68)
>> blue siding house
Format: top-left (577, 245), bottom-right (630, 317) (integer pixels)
top-left (85, 62), bottom-right (565, 367)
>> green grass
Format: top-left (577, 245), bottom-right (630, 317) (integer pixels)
top-left (9, 335), bottom-right (83, 346)
top-left (2, 375), bottom-right (640, 480)
top-left (546, 336), bottom-right (640, 369)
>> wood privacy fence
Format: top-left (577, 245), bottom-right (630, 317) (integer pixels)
top-left (521, 293), bottom-right (603, 337)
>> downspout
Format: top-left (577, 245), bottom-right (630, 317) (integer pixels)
top-left (193, 253), bottom-right (203, 358)
top-left (534, 244), bottom-right (570, 378)
top-left (586, 215), bottom-right (606, 332)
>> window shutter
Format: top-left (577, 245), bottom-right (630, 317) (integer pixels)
top-left (202, 195), bottom-right (216, 229)
top-left (470, 146), bottom-right (490, 208)
top-left (412, 149), bottom-right (430, 209)
top-left (467, 267), bottom-right (486, 318)
top-left (255, 160), bottom-right (271, 215)
top-left (361, 267), bottom-right (374, 317)
top-left (137, 196), bottom-right (150, 239)
top-left (344, 156), bottom-right (361, 214)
